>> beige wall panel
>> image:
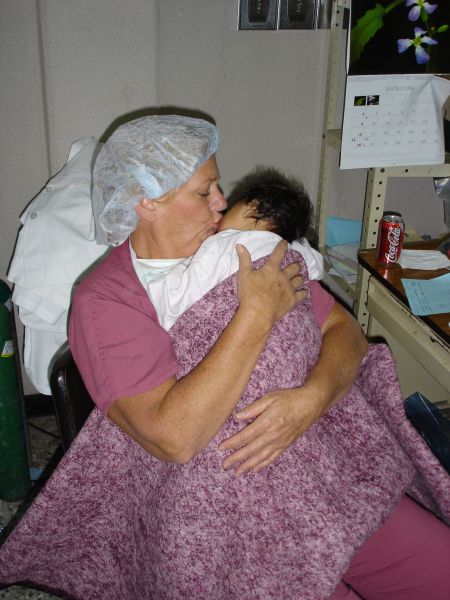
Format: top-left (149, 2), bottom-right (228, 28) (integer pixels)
top-left (0, 0), bottom-right (49, 282)
top-left (1, 0), bottom-right (158, 394)
top-left (157, 0), bottom-right (329, 202)
top-left (39, 0), bottom-right (158, 173)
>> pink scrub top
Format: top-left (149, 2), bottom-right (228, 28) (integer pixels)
top-left (68, 242), bottom-right (335, 413)
top-left (310, 281), bottom-right (335, 329)
top-left (68, 241), bottom-right (180, 413)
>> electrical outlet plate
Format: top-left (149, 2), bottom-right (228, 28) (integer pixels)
top-left (238, 0), bottom-right (279, 30)
top-left (278, 0), bottom-right (320, 29)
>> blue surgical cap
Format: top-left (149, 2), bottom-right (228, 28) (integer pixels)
top-left (92, 115), bottom-right (219, 245)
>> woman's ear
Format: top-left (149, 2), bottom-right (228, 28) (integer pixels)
top-left (135, 198), bottom-right (157, 222)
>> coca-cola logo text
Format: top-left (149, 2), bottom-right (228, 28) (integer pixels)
top-left (385, 225), bottom-right (401, 262)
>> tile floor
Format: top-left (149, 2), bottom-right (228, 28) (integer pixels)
top-left (0, 412), bottom-right (62, 600)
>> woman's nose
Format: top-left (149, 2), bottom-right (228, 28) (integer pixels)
top-left (209, 191), bottom-right (227, 212)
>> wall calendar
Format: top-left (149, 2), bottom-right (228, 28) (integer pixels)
top-left (340, 74), bottom-right (450, 169)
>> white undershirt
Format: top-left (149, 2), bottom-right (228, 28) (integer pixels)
top-left (130, 240), bottom-right (185, 287)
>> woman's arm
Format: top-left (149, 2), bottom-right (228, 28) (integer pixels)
top-left (107, 242), bottom-right (306, 463)
top-left (219, 302), bottom-right (368, 474)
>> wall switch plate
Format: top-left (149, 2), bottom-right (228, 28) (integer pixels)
top-left (278, 0), bottom-right (320, 29)
top-left (238, 0), bottom-right (279, 30)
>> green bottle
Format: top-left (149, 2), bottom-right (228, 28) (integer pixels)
top-left (0, 280), bottom-right (30, 501)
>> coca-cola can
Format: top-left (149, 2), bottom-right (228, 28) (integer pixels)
top-left (376, 213), bottom-right (404, 265)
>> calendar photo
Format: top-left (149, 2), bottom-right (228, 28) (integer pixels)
top-left (349, 1), bottom-right (450, 75)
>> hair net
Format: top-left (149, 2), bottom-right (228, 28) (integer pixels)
top-left (92, 115), bottom-right (219, 245)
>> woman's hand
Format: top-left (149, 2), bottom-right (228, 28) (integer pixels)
top-left (219, 386), bottom-right (322, 475)
top-left (236, 240), bottom-right (306, 328)
top-left (219, 303), bottom-right (368, 474)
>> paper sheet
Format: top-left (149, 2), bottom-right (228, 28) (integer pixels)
top-left (327, 257), bottom-right (358, 284)
top-left (402, 273), bottom-right (450, 315)
top-left (326, 243), bottom-right (359, 270)
top-left (399, 250), bottom-right (450, 270)
top-left (340, 75), bottom-right (450, 169)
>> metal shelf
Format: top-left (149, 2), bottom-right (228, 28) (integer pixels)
top-left (326, 128), bottom-right (342, 150)
top-left (316, 1), bottom-right (450, 400)
top-left (353, 161), bottom-right (450, 329)
top-left (316, 0), bottom-right (348, 248)
top-left (316, 0), bottom-right (450, 319)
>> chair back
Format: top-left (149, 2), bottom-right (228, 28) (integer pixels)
top-left (49, 344), bottom-right (94, 452)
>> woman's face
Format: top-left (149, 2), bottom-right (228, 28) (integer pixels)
top-left (155, 156), bottom-right (227, 257)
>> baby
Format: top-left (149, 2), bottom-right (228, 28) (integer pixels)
top-left (220, 166), bottom-right (318, 246)
top-left (132, 167), bottom-right (323, 331)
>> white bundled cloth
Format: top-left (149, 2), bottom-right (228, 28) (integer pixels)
top-left (8, 138), bottom-right (108, 394)
top-left (132, 229), bottom-right (324, 331)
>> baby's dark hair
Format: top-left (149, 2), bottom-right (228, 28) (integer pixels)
top-left (227, 167), bottom-right (314, 243)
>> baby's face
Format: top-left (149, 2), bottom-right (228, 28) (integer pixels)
top-left (218, 200), bottom-right (271, 233)
top-left (218, 202), bottom-right (249, 232)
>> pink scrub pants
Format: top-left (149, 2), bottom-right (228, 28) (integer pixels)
top-left (329, 495), bottom-right (450, 600)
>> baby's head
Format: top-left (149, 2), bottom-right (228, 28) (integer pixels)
top-left (219, 167), bottom-right (313, 243)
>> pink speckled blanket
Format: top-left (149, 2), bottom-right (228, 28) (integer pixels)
top-left (0, 252), bottom-right (449, 600)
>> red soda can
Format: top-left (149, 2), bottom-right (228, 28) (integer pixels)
top-left (376, 213), bottom-right (404, 265)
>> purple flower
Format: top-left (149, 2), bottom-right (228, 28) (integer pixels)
top-left (397, 27), bottom-right (438, 63)
top-left (405, 0), bottom-right (438, 22)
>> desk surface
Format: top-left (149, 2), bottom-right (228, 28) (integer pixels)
top-left (358, 240), bottom-right (450, 345)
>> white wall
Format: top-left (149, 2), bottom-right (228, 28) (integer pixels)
top-left (1, 0), bottom-right (158, 284)
top-left (1, 0), bottom-right (159, 393)
top-left (38, 0), bottom-right (159, 173)
top-left (0, 0), bottom-right (49, 283)
top-left (157, 0), bottom-right (329, 202)
top-left (157, 0), bottom-right (447, 239)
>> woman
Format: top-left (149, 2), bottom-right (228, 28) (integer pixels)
top-left (0, 115), bottom-right (448, 600)
top-left (73, 114), bottom-right (366, 472)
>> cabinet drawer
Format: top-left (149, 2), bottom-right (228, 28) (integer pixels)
top-left (367, 277), bottom-right (450, 393)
